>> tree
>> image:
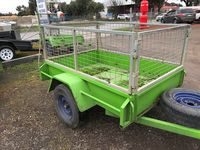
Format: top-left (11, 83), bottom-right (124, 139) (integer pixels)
top-left (0, 12), bottom-right (14, 16)
top-left (95, 2), bottom-right (104, 14)
top-left (151, 0), bottom-right (165, 12)
top-left (181, 0), bottom-right (200, 6)
top-left (16, 5), bottom-right (29, 16)
top-left (16, 0), bottom-right (36, 16)
top-left (68, 1), bottom-right (78, 15)
top-left (60, 2), bottom-right (70, 13)
top-left (63, 0), bottom-right (104, 17)
top-left (108, 0), bottom-right (123, 19)
top-left (88, 2), bottom-right (104, 14)
top-left (29, 0), bottom-right (36, 15)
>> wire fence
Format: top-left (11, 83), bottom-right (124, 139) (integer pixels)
top-left (138, 26), bottom-right (187, 88)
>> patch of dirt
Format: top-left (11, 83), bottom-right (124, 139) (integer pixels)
top-left (1, 25), bottom-right (200, 150)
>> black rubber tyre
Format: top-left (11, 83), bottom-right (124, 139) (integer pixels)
top-left (46, 42), bottom-right (54, 56)
top-left (188, 21), bottom-right (193, 24)
top-left (160, 88), bottom-right (200, 129)
top-left (161, 19), bottom-right (165, 23)
top-left (54, 84), bottom-right (79, 128)
top-left (0, 46), bottom-right (15, 61)
top-left (173, 19), bottom-right (178, 24)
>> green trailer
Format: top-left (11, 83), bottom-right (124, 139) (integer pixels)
top-left (40, 22), bottom-right (200, 139)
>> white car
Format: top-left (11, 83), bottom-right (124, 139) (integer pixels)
top-left (156, 13), bottom-right (167, 22)
top-left (117, 14), bottom-right (130, 20)
top-left (195, 9), bottom-right (200, 20)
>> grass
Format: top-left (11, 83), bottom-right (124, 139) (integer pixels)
top-left (0, 60), bottom-right (42, 87)
top-left (0, 62), bottom-right (3, 73)
top-left (81, 65), bottom-right (110, 76)
top-left (31, 40), bottom-right (41, 49)
top-left (115, 74), bottom-right (160, 88)
top-left (2, 61), bottom-right (40, 73)
top-left (80, 63), bottom-right (158, 88)
top-left (15, 51), bottom-right (38, 58)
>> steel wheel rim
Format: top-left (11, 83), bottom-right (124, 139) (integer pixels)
top-left (58, 95), bottom-right (72, 119)
top-left (173, 92), bottom-right (200, 109)
top-left (0, 48), bottom-right (14, 61)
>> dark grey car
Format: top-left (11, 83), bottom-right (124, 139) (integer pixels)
top-left (161, 8), bottom-right (195, 24)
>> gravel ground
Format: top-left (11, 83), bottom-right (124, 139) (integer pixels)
top-left (1, 25), bottom-right (200, 150)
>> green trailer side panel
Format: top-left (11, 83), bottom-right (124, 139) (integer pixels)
top-left (40, 59), bottom-right (184, 127)
top-left (80, 83), bottom-right (129, 116)
top-left (40, 62), bottom-right (130, 115)
top-left (40, 63), bottom-right (51, 80)
top-left (136, 69), bottom-right (185, 116)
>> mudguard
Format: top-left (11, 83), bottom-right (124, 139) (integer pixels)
top-left (49, 73), bottom-right (95, 112)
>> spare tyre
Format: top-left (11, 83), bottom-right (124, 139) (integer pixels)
top-left (160, 88), bottom-right (200, 129)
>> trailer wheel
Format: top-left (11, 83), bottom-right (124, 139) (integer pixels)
top-left (54, 84), bottom-right (79, 128)
top-left (0, 46), bottom-right (15, 61)
top-left (160, 88), bottom-right (200, 129)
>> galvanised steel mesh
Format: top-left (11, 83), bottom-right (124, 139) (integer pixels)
top-left (42, 22), bottom-right (189, 92)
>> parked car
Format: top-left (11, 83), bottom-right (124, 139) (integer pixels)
top-left (0, 22), bottom-right (34, 61)
top-left (64, 14), bottom-right (72, 21)
top-left (106, 13), bottom-right (114, 20)
top-left (195, 9), bottom-right (200, 20)
top-left (156, 13), bottom-right (167, 22)
top-left (49, 14), bottom-right (59, 23)
top-left (117, 14), bottom-right (130, 20)
top-left (0, 30), bottom-right (33, 61)
top-left (180, 6), bottom-right (200, 21)
top-left (161, 8), bottom-right (195, 24)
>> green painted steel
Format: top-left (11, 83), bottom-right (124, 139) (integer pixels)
top-left (137, 116), bottom-right (200, 139)
top-left (51, 50), bottom-right (177, 88)
top-left (40, 50), bottom-right (200, 139)
top-left (40, 59), bottom-right (181, 120)
top-left (46, 35), bottom-right (84, 47)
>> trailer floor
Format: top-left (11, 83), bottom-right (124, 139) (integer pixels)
top-left (51, 50), bottom-right (177, 89)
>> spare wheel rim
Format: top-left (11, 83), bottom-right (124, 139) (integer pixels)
top-left (0, 48), bottom-right (14, 61)
top-left (173, 92), bottom-right (200, 109)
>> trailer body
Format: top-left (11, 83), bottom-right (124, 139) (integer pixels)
top-left (40, 22), bottom-right (200, 139)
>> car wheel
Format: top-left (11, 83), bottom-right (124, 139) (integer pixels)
top-left (46, 41), bottom-right (62, 56)
top-left (173, 19), bottom-right (178, 24)
top-left (0, 46), bottom-right (15, 61)
top-left (160, 88), bottom-right (200, 129)
top-left (161, 19), bottom-right (165, 23)
top-left (54, 84), bottom-right (79, 128)
top-left (188, 21), bottom-right (193, 24)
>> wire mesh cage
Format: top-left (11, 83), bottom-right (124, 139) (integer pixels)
top-left (42, 22), bottom-right (190, 94)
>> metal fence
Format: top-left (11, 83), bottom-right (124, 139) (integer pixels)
top-left (42, 22), bottom-right (190, 94)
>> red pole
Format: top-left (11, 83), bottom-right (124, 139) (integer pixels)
top-left (139, 0), bottom-right (149, 29)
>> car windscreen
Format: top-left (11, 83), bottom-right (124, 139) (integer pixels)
top-left (180, 9), bottom-right (193, 13)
